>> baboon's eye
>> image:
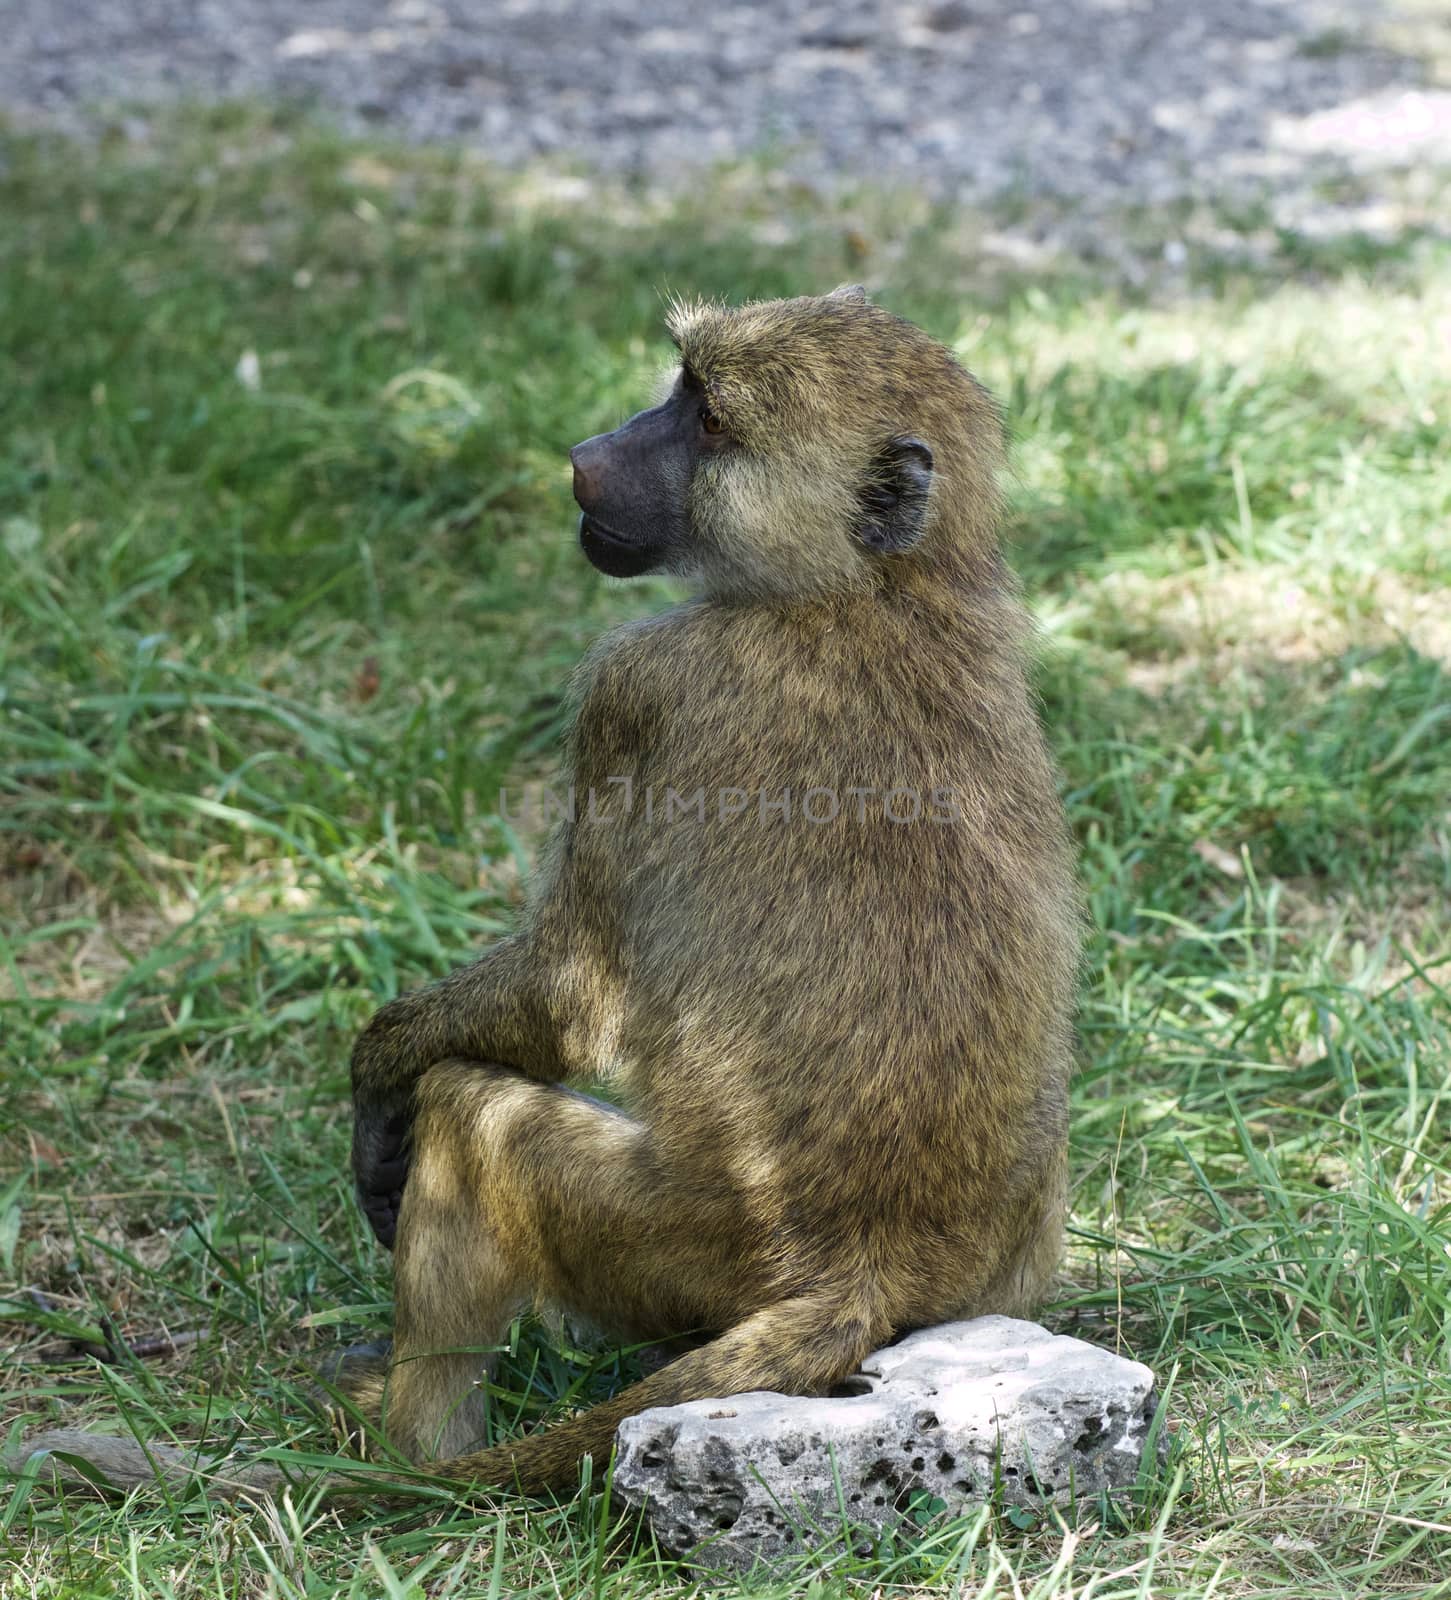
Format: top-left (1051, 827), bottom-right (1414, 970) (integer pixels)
top-left (700, 406), bottom-right (727, 437)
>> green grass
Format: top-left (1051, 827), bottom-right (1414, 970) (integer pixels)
top-left (1, 106), bottom-right (1449, 1598)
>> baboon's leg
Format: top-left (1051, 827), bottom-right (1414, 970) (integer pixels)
top-left (385, 1059), bottom-right (757, 1464)
top-left (384, 1098), bottom-right (522, 1464)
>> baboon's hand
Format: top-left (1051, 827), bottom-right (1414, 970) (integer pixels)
top-left (350, 991), bottom-right (449, 1246)
top-left (349, 992), bottom-right (435, 1247)
top-left (352, 1102), bottom-right (412, 1249)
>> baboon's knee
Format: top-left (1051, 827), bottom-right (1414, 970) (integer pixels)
top-left (412, 1059), bottom-right (530, 1159)
top-left (413, 1058), bottom-right (482, 1132)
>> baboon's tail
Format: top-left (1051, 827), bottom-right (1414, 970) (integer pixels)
top-left (440, 1291), bottom-right (884, 1494)
top-left (10, 1293), bottom-right (881, 1503)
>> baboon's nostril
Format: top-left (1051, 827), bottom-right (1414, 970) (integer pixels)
top-left (571, 450), bottom-right (601, 507)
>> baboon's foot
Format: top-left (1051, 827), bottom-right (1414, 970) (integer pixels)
top-left (309, 1338), bottom-right (393, 1456)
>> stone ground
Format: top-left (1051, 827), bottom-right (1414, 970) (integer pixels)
top-left (4, 0), bottom-right (1450, 233)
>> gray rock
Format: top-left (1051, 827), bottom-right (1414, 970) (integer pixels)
top-left (613, 1316), bottom-right (1166, 1573)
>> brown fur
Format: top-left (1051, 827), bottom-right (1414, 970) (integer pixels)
top-left (13, 290), bottom-right (1079, 1504)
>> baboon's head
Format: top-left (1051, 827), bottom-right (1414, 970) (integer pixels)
top-left (570, 287), bottom-right (1003, 601)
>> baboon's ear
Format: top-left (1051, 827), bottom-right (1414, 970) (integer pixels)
top-left (855, 436), bottom-right (934, 554)
top-left (828, 283), bottom-right (870, 304)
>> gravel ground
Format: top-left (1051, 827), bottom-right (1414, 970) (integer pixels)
top-left (4, 0), bottom-right (1450, 223)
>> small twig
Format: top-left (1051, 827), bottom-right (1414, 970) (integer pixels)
top-left (125, 1326), bottom-right (208, 1361)
top-left (40, 1323), bottom-right (209, 1366)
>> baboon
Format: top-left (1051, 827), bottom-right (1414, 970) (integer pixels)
top-left (16, 287), bottom-right (1079, 1502)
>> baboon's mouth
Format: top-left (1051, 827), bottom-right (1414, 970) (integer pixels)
top-left (578, 513), bottom-right (659, 578)
top-left (578, 512), bottom-right (631, 548)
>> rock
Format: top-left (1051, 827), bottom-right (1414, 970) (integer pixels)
top-left (612, 1316), bottom-right (1166, 1573)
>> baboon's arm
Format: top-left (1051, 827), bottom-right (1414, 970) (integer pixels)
top-left (351, 664), bottom-right (638, 1115)
top-left (350, 934), bottom-right (556, 1106)
top-left (352, 935), bottom-right (560, 1246)
top-left (350, 826), bottom-right (608, 1246)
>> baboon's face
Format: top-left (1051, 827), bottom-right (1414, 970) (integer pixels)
top-left (570, 296), bottom-right (938, 597)
top-left (569, 367), bottom-right (727, 579)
